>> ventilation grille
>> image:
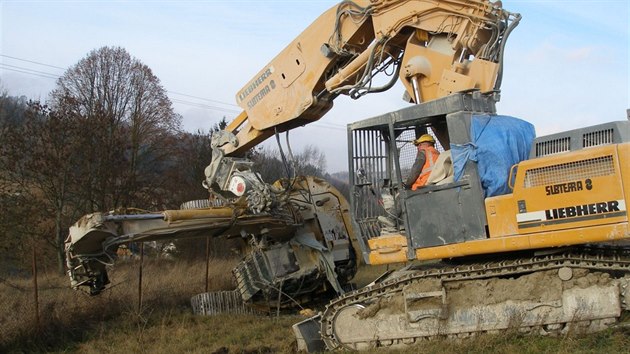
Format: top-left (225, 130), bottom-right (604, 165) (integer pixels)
top-left (535, 137), bottom-right (570, 157)
top-left (534, 127), bottom-right (617, 158)
top-left (524, 155), bottom-right (614, 188)
top-left (583, 129), bottom-right (614, 148)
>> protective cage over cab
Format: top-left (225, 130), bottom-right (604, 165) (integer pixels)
top-left (347, 91), bottom-right (533, 264)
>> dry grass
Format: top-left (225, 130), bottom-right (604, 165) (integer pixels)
top-left (71, 313), bottom-right (301, 354)
top-left (0, 257), bottom-right (238, 352)
top-left (366, 326), bottom-right (630, 354)
top-left (2, 261), bottom-right (629, 353)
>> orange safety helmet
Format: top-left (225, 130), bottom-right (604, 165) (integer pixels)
top-left (413, 134), bottom-right (435, 145)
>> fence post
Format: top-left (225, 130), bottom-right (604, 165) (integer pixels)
top-left (32, 246), bottom-right (40, 329)
top-left (205, 237), bottom-right (210, 292)
top-left (138, 242), bottom-right (144, 312)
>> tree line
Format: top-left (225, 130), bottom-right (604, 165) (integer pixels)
top-left (0, 46), bottom-right (345, 275)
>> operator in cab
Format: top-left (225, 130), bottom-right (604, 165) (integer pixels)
top-left (406, 134), bottom-right (440, 190)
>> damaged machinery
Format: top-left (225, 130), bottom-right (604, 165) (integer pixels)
top-left (66, 175), bottom-right (359, 306)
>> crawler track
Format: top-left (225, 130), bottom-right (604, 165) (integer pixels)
top-left (321, 247), bottom-right (630, 350)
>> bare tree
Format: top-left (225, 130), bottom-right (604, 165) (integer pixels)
top-left (0, 47), bottom-right (183, 273)
top-left (50, 46), bottom-right (181, 211)
top-left (0, 91), bottom-right (29, 145)
top-left (0, 100), bottom-right (83, 273)
top-left (0, 91), bottom-right (53, 271)
top-left (295, 144), bottom-right (327, 176)
top-left (251, 144), bottom-right (328, 183)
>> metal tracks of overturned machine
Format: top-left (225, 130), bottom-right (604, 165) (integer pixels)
top-left (320, 248), bottom-right (630, 350)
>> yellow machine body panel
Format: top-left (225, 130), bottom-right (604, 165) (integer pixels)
top-left (509, 144), bottom-right (627, 234)
top-left (365, 142), bottom-right (629, 265)
top-left (489, 144), bottom-right (628, 237)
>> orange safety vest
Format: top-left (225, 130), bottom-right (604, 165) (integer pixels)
top-left (411, 145), bottom-right (440, 190)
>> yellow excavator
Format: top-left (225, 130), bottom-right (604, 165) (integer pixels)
top-left (65, 0), bottom-right (629, 351)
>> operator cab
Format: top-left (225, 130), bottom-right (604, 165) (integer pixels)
top-left (348, 91), bottom-right (531, 263)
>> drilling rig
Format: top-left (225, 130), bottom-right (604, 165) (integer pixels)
top-left (65, 1), bottom-right (629, 350)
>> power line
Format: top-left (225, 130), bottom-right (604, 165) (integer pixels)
top-left (0, 60), bottom-right (237, 113)
top-left (0, 65), bottom-right (60, 80)
top-left (1, 63), bottom-right (61, 78)
top-left (1, 53), bottom-right (348, 131)
top-left (310, 123), bottom-right (346, 131)
top-left (2, 53), bottom-right (239, 109)
top-left (168, 90), bottom-right (239, 108)
top-left (1, 63), bottom-right (345, 131)
top-left (170, 98), bottom-right (241, 114)
top-left (0, 54), bottom-right (66, 70)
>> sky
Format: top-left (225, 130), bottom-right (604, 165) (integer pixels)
top-left (1, 0), bottom-right (628, 172)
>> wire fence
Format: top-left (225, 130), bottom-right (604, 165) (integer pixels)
top-left (0, 243), bottom-right (239, 349)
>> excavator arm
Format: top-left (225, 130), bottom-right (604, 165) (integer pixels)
top-left (204, 0), bottom-right (519, 203)
top-left (217, 0), bottom-right (518, 157)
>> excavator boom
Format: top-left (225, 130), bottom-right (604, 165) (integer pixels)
top-left (220, 0), bottom-right (518, 157)
top-left (204, 0), bottom-right (519, 206)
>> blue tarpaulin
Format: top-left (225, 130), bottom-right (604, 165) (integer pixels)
top-left (451, 115), bottom-right (535, 197)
